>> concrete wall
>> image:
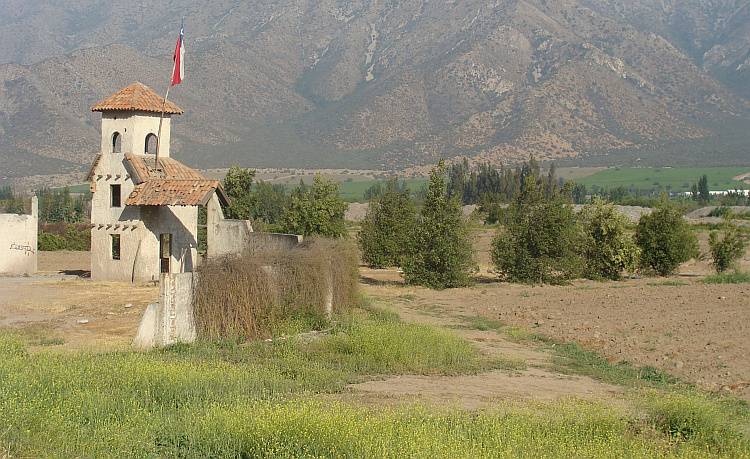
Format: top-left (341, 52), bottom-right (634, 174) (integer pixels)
top-left (0, 197), bottom-right (38, 275)
top-left (91, 205), bottom-right (198, 282)
top-left (101, 111), bottom-right (171, 157)
top-left (132, 272), bottom-right (197, 349)
top-left (206, 193), bottom-right (301, 258)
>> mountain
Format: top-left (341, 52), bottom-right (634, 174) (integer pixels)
top-left (1, 0), bottom-right (749, 181)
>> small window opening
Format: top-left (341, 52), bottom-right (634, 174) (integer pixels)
top-left (160, 234), bottom-right (172, 273)
top-left (111, 234), bottom-right (121, 260)
top-left (110, 184), bottom-right (121, 207)
top-left (145, 133), bottom-right (158, 155)
top-left (112, 132), bottom-right (122, 154)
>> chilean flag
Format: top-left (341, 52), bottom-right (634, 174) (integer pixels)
top-left (171, 22), bottom-right (184, 86)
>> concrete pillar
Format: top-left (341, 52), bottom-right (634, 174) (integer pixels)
top-left (132, 272), bottom-right (197, 349)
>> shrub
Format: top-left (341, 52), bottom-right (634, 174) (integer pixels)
top-left (37, 222), bottom-right (91, 251)
top-left (193, 238), bottom-right (358, 341)
top-left (358, 178), bottom-right (416, 268)
top-left (708, 213), bottom-right (747, 273)
top-left (402, 160), bottom-right (476, 289)
top-left (634, 199), bottom-right (698, 276)
top-left (580, 199), bottom-right (640, 280)
top-left (491, 178), bottom-right (584, 284)
top-left (701, 270), bottom-right (750, 284)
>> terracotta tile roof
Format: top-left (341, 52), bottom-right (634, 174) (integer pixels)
top-left (91, 82), bottom-right (183, 114)
top-left (125, 179), bottom-right (229, 206)
top-left (124, 153), bottom-right (206, 182)
top-left (121, 153), bottom-right (231, 207)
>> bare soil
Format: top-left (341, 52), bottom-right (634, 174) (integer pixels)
top-left (1, 244), bottom-right (748, 409)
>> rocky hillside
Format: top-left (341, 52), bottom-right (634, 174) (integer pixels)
top-left (1, 0), bottom-right (749, 180)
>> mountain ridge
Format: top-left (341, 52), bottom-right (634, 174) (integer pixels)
top-left (0, 0), bottom-right (748, 182)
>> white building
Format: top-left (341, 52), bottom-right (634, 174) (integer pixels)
top-left (86, 82), bottom-right (229, 282)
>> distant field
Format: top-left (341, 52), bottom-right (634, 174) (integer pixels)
top-left (49, 183), bottom-right (90, 194)
top-left (571, 167), bottom-right (750, 192)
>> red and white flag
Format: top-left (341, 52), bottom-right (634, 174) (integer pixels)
top-left (172, 21), bottom-right (184, 85)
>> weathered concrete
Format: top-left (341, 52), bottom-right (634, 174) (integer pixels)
top-left (132, 272), bottom-right (197, 349)
top-left (206, 192), bottom-right (301, 257)
top-left (101, 111), bottom-right (172, 157)
top-left (0, 197), bottom-right (38, 276)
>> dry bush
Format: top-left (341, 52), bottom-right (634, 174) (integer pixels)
top-left (193, 237), bottom-right (359, 341)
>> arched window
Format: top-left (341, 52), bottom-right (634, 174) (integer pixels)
top-left (145, 133), bottom-right (158, 155)
top-left (112, 132), bottom-right (122, 154)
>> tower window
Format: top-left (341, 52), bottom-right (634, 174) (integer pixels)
top-left (145, 133), bottom-right (158, 155)
top-left (111, 234), bottom-right (121, 260)
top-left (112, 132), bottom-right (122, 154)
top-left (110, 184), bottom-right (121, 207)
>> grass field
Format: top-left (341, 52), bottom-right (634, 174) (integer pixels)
top-left (571, 167), bottom-right (750, 192)
top-left (2, 306), bottom-right (749, 458)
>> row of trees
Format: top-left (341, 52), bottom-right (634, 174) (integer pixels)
top-left (222, 166), bottom-right (348, 238)
top-left (359, 164), bottom-right (747, 288)
top-left (0, 186), bottom-right (91, 223)
top-left (359, 160), bottom-right (475, 289)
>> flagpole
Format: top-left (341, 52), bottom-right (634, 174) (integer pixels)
top-left (155, 18), bottom-right (183, 175)
top-left (154, 77), bottom-right (172, 175)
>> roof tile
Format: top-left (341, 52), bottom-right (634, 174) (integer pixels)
top-left (121, 153), bottom-right (230, 207)
top-left (125, 180), bottom-right (227, 206)
top-left (91, 82), bottom-right (183, 114)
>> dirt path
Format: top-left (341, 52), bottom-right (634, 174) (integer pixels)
top-left (357, 266), bottom-right (750, 403)
top-left (2, 249), bottom-right (748, 407)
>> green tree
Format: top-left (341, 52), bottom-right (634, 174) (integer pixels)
top-left (35, 187), bottom-right (88, 222)
top-left (570, 182), bottom-right (587, 204)
top-left (580, 199), bottom-right (640, 280)
top-left (635, 199), bottom-right (699, 276)
top-left (253, 180), bottom-right (290, 229)
top-left (698, 174), bottom-right (710, 204)
top-left (491, 177), bottom-right (584, 284)
top-left (281, 174), bottom-right (348, 238)
top-left (223, 165), bottom-right (257, 220)
top-left (402, 160), bottom-right (476, 289)
top-left (708, 211), bottom-right (747, 273)
top-left (358, 178), bottom-right (416, 268)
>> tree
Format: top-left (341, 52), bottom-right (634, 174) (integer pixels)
top-left (35, 187), bottom-right (88, 222)
top-left (708, 211), bottom-right (747, 273)
top-left (491, 177), bottom-right (584, 284)
top-left (253, 180), bottom-right (290, 228)
top-left (635, 199), bottom-right (699, 276)
top-left (281, 174), bottom-right (348, 238)
top-left (570, 183), bottom-right (587, 204)
top-left (402, 160), bottom-right (476, 289)
top-left (358, 178), bottom-right (416, 268)
top-left (580, 199), bottom-right (640, 280)
top-left (698, 174), bottom-right (710, 204)
top-left (223, 165), bottom-right (257, 220)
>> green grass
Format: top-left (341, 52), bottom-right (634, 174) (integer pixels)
top-left (459, 315), bottom-right (506, 331)
top-left (551, 342), bottom-right (681, 388)
top-left (2, 316), bottom-right (750, 458)
top-left (572, 167), bottom-right (750, 192)
top-left (647, 280), bottom-right (687, 286)
top-left (701, 270), bottom-right (750, 284)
